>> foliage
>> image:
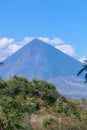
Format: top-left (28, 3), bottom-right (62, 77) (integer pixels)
top-left (77, 60), bottom-right (87, 83)
top-left (0, 62), bottom-right (4, 67)
top-left (0, 76), bottom-right (87, 130)
top-left (43, 115), bottom-right (58, 130)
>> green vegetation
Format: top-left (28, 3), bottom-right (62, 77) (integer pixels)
top-left (0, 62), bottom-right (4, 67)
top-left (77, 60), bottom-right (87, 83)
top-left (0, 76), bottom-right (87, 130)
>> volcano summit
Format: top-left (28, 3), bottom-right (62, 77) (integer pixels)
top-left (0, 39), bottom-right (87, 98)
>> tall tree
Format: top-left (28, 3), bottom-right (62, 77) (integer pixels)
top-left (77, 60), bottom-right (87, 83)
top-left (0, 62), bottom-right (4, 67)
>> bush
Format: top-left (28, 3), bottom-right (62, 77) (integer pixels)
top-left (43, 115), bottom-right (58, 130)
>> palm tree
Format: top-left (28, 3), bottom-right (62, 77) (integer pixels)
top-left (77, 60), bottom-right (87, 83)
top-left (0, 62), bottom-right (4, 67)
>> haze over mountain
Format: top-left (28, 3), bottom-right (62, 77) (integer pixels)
top-left (0, 39), bottom-right (87, 98)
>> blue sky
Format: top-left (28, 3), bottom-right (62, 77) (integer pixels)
top-left (0, 0), bottom-right (87, 62)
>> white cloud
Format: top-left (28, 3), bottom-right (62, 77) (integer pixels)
top-left (38, 37), bottom-right (75, 57)
top-left (38, 37), bottom-right (64, 45)
top-left (0, 37), bottom-right (14, 49)
top-left (55, 44), bottom-right (76, 57)
top-left (79, 57), bottom-right (87, 63)
top-left (0, 36), bottom-right (76, 61)
top-left (0, 37), bottom-right (35, 61)
top-left (7, 44), bottom-right (21, 54)
top-left (19, 37), bottom-right (34, 46)
top-left (0, 37), bottom-right (20, 61)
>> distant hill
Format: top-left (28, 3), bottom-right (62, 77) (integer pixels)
top-left (0, 39), bottom-right (87, 98)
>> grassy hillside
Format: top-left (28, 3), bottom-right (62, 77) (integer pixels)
top-left (0, 76), bottom-right (87, 130)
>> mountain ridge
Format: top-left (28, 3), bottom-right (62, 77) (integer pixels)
top-left (0, 38), bottom-right (87, 98)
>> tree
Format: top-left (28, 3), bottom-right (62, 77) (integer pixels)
top-left (0, 62), bottom-right (4, 67)
top-left (77, 60), bottom-right (87, 83)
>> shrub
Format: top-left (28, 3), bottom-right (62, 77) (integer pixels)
top-left (43, 115), bottom-right (58, 130)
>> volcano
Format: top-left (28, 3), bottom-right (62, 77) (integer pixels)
top-left (0, 39), bottom-right (87, 98)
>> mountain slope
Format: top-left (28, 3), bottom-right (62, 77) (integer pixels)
top-left (0, 39), bottom-right (87, 98)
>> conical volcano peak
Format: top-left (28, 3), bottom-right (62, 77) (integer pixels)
top-left (30, 38), bottom-right (40, 43)
top-left (0, 36), bottom-right (86, 99)
top-left (29, 38), bottom-right (47, 45)
top-left (31, 38), bottom-right (41, 42)
top-left (27, 38), bottom-right (51, 51)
